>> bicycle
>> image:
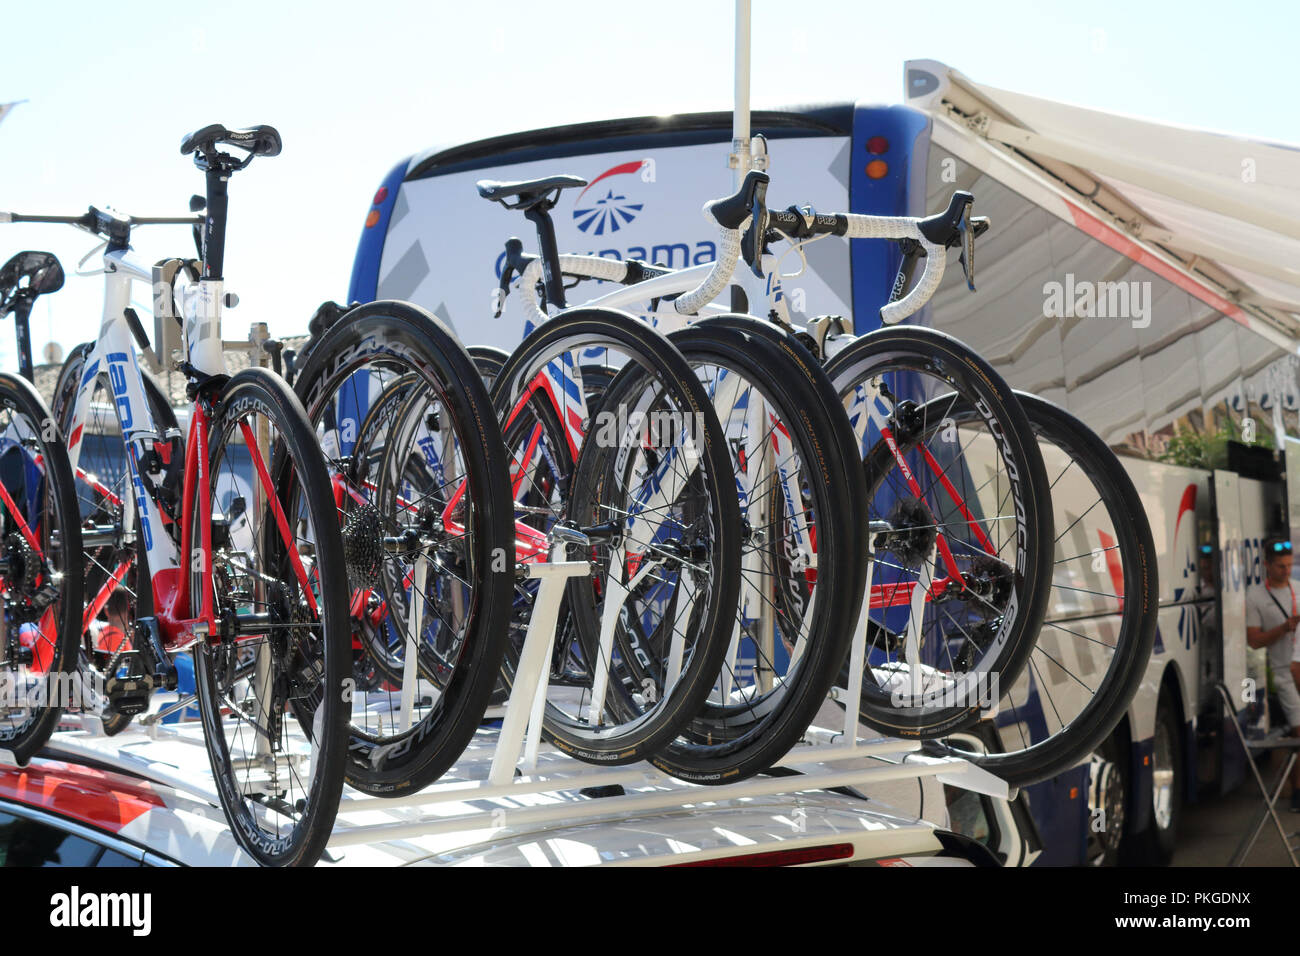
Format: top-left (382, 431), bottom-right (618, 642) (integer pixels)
top-left (900, 391), bottom-right (1158, 788)
top-left (0, 252), bottom-right (83, 765)
top-left (2, 124), bottom-right (353, 866)
top-left (288, 298), bottom-right (517, 794)
top-left (485, 163), bottom-right (1154, 784)
top-left (475, 168), bottom-right (1053, 778)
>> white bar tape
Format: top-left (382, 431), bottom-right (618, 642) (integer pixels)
top-left (842, 213), bottom-right (945, 324)
top-left (843, 215), bottom-right (923, 241)
top-left (881, 248), bottom-right (945, 325)
top-left (516, 254), bottom-right (629, 325)
top-left (674, 221), bottom-right (744, 315)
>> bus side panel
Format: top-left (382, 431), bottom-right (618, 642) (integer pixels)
top-left (1025, 766), bottom-right (1090, 866)
top-left (366, 137), bottom-right (851, 353)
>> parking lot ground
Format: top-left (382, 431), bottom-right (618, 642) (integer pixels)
top-left (1172, 754), bottom-right (1300, 867)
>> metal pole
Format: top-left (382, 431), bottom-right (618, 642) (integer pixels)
top-left (732, 0), bottom-right (752, 186)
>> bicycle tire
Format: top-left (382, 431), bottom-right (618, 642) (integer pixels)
top-left (292, 301), bottom-right (515, 795)
top-left (193, 367), bottom-right (350, 866)
top-left (52, 342), bottom-right (180, 733)
top-left (649, 320), bottom-right (868, 782)
top-left (467, 344), bottom-right (509, 392)
top-left (824, 326), bottom-right (1053, 737)
top-left (491, 308), bottom-right (742, 764)
top-left (928, 392), bottom-right (1157, 787)
top-left (0, 372), bottom-right (83, 764)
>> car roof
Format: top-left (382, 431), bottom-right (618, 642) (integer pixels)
top-left (1, 745), bottom-right (252, 866)
top-left (25, 721), bottom-right (973, 867)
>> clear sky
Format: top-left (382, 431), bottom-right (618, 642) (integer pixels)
top-left (1, 0), bottom-right (1294, 369)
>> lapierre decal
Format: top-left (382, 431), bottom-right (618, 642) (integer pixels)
top-left (106, 352), bottom-right (134, 430)
top-left (107, 352), bottom-right (156, 550)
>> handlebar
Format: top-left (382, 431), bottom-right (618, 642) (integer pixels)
top-left (672, 175), bottom-right (982, 324)
top-left (0, 206), bottom-right (202, 247)
top-left (492, 172), bottom-right (986, 327)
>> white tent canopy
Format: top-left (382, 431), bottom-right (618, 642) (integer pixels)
top-left (904, 60), bottom-right (1300, 331)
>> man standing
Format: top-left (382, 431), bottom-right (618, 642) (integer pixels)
top-left (1246, 535), bottom-right (1300, 810)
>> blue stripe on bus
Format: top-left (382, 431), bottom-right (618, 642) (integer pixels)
top-left (848, 104), bottom-right (932, 336)
top-left (347, 159), bottom-right (411, 305)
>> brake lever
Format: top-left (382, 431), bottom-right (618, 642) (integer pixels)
top-left (958, 215), bottom-right (989, 292)
top-left (495, 237), bottom-right (537, 318)
top-left (740, 180), bottom-right (770, 278)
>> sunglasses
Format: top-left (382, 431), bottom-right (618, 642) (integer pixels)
top-left (1270, 541), bottom-right (1293, 554)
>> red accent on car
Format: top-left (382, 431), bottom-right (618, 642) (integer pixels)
top-left (668, 842), bottom-right (854, 866)
top-left (0, 760), bottom-right (166, 834)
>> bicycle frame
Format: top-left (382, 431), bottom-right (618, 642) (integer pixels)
top-left (509, 234), bottom-right (997, 662)
top-left (55, 243), bottom-right (318, 655)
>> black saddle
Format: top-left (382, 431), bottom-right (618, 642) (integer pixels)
top-left (0, 251), bottom-right (64, 317)
top-left (180, 124), bottom-right (282, 158)
top-left (476, 175), bottom-right (588, 210)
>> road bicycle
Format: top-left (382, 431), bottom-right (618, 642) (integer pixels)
top-left (1, 249), bottom-right (181, 735)
top-left (468, 168), bottom-right (1051, 784)
top-left (0, 252), bottom-right (83, 765)
top-left (1, 124), bottom-right (353, 866)
top-left (484, 163), bottom-right (1155, 787)
top-left (897, 391), bottom-right (1157, 787)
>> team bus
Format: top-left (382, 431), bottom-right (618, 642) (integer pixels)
top-left (345, 61), bottom-right (1300, 865)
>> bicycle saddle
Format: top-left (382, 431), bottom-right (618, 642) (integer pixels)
top-left (180, 124), bottom-right (282, 158)
top-left (0, 251), bottom-right (64, 316)
top-left (476, 175), bottom-right (588, 208)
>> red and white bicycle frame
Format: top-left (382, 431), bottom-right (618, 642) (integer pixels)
top-left (62, 248), bottom-right (308, 652)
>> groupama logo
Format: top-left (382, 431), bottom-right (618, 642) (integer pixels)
top-left (573, 161), bottom-right (645, 235)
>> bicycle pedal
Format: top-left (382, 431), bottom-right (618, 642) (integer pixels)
top-left (105, 676), bottom-right (153, 716)
top-left (30, 576), bottom-right (60, 613)
top-left (133, 616), bottom-right (178, 691)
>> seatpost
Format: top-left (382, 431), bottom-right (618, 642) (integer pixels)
top-left (11, 297), bottom-right (34, 382)
top-left (525, 203), bottom-right (566, 311)
top-left (201, 162), bottom-right (231, 281)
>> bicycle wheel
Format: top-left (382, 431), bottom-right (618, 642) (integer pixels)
top-left (328, 372), bottom-right (442, 692)
top-left (647, 319), bottom-right (868, 782)
top-left (492, 308), bottom-right (741, 764)
top-left (926, 393), bottom-right (1157, 787)
top-left (467, 344), bottom-right (509, 393)
top-left (192, 367), bottom-right (350, 866)
top-left (293, 301), bottom-right (515, 795)
top-left (52, 342), bottom-right (181, 732)
top-left (824, 326), bottom-right (1053, 738)
top-left (0, 373), bottom-right (82, 764)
